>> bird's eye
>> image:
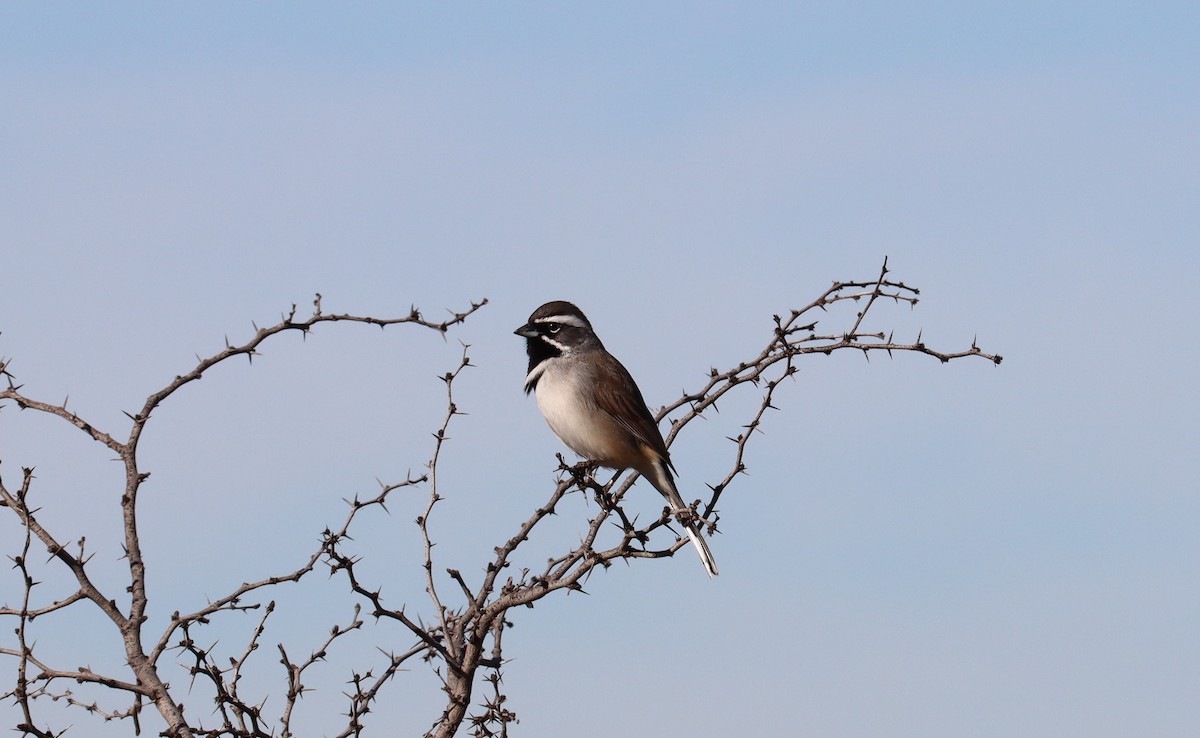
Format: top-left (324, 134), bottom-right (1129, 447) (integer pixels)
top-left (547, 323), bottom-right (561, 334)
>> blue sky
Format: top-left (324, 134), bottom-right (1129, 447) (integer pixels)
top-left (2, 3), bottom-right (1197, 736)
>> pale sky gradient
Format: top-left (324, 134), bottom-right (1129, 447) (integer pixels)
top-left (2, 3), bottom-right (1197, 737)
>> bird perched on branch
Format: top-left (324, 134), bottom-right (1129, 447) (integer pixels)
top-left (515, 301), bottom-right (719, 577)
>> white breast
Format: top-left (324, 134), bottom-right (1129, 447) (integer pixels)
top-left (532, 359), bottom-right (614, 462)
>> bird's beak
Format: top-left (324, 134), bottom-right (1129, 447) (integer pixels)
top-left (514, 323), bottom-right (538, 338)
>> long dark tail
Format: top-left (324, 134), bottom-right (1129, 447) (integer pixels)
top-left (641, 460), bottom-right (720, 578)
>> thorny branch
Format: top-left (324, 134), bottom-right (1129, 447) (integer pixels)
top-left (324, 259), bottom-right (1000, 738)
top-left (1, 262), bottom-right (1000, 737)
top-left (1, 298), bottom-right (485, 738)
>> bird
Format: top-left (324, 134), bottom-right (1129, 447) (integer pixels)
top-left (515, 300), bottom-right (719, 577)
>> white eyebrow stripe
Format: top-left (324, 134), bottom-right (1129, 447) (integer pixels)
top-left (534, 314), bottom-right (588, 329)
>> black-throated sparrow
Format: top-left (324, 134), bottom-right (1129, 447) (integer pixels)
top-left (515, 301), bottom-right (719, 577)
